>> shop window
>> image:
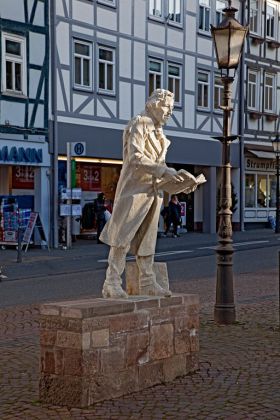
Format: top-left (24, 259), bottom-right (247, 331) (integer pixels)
top-left (264, 73), bottom-right (275, 113)
top-left (197, 70), bottom-right (210, 109)
top-left (257, 174), bottom-right (267, 208)
top-left (216, 0), bottom-right (226, 25)
top-left (149, 59), bottom-right (163, 96)
top-left (269, 174), bottom-right (277, 207)
top-left (168, 63), bottom-right (181, 105)
top-left (98, 46), bottom-right (115, 94)
top-left (247, 70), bottom-right (259, 110)
top-left (1, 32), bottom-right (27, 95)
top-left (214, 74), bottom-right (223, 110)
top-left (149, 0), bottom-right (163, 18)
top-left (266, 3), bottom-right (276, 39)
top-left (74, 39), bottom-right (92, 90)
top-left (245, 174), bottom-right (256, 208)
top-left (199, 0), bottom-right (210, 33)
top-left (168, 0), bottom-right (182, 24)
top-left (250, 0), bottom-right (260, 34)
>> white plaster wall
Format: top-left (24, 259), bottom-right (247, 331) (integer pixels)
top-left (73, 0), bottom-right (94, 24)
top-left (266, 47), bottom-right (277, 61)
top-left (80, 99), bottom-right (94, 116)
top-left (72, 26), bottom-right (94, 36)
top-left (148, 45), bottom-right (165, 55)
top-left (213, 118), bottom-right (223, 134)
top-left (167, 28), bottom-right (183, 50)
top-left (187, 0), bottom-right (197, 14)
top-left (197, 37), bottom-right (213, 58)
top-left (97, 99), bottom-right (112, 118)
top-left (185, 55), bottom-right (195, 91)
top-left (119, 38), bottom-right (132, 78)
top-left (133, 84), bottom-right (146, 116)
top-left (119, 82), bottom-right (132, 120)
top-left (134, 42), bottom-right (146, 81)
top-left (97, 8), bottom-right (117, 31)
top-left (246, 118), bottom-right (259, 131)
top-left (103, 98), bottom-right (117, 117)
top-left (29, 32), bottom-right (45, 66)
top-left (33, 104), bottom-right (44, 128)
top-left (57, 22), bottom-right (70, 66)
top-left (57, 70), bottom-right (66, 112)
top-left (0, 101), bottom-right (25, 126)
top-left (167, 51), bottom-right (183, 60)
top-left (148, 23), bottom-right (165, 44)
top-left (184, 94), bottom-right (195, 129)
top-left (29, 0), bottom-right (44, 26)
top-left (134, 0), bottom-right (146, 39)
top-left (96, 32), bottom-right (117, 43)
top-left (172, 111), bottom-right (182, 127)
top-left (73, 94), bottom-right (88, 113)
top-left (185, 15), bottom-right (196, 52)
top-left (0, 0), bottom-right (25, 21)
top-left (61, 70), bottom-right (70, 111)
top-left (263, 120), bottom-right (275, 132)
top-left (194, 185), bottom-right (203, 222)
top-left (197, 115), bottom-right (211, 131)
top-left (119, 0), bottom-right (132, 35)
top-left (29, 69), bottom-right (41, 99)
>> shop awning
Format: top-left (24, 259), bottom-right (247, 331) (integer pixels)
top-left (248, 150), bottom-right (276, 159)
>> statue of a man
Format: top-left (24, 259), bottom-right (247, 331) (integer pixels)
top-left (100, 89), bottom-right (184, 299)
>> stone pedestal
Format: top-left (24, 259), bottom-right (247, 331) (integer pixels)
top-left (39, 294), bottom-right (199, 408)
top-left (126, 262), bottom-right (169, 295)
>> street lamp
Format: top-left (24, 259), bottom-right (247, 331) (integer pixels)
top-left (211, 0), bottom-right (248, 324)
top-left (272, 135), bottom-right (280, 234)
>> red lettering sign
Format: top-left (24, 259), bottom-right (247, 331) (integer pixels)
top-left (76, 163), bottom-right (101, 191)
top-left (12, 166), bottom-right (35, 189)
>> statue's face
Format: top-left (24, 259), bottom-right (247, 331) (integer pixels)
top-left (150, 96), bottom-right (174, 126)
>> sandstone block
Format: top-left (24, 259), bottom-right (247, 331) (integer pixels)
top-left (109, 311), bottom-right (149, 334)
top-left (126, 262), bottom-right (169, 295)
top-left (150, 323), bottom-right (174, 360)
top-left (100, 347), bottom-right (125, 374)
top-left (138, 361), bottom-right (164, 388)
top-left (56, 331), bottom-right (82, 349)
top-left (163, 354), bottom-right (187, 381)
top-left (91, 329), bottom-right (109, 347)
top-left (175, 332), bottom-right (191, 355)
top-left (40, 330), bottom-right (57, 346)
top-left (63, 349), bottom-right (83, 376)
top-left (126, 331), bottom-right (149, 366)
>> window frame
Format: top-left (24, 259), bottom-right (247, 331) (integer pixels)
top-left (266, 2), bottom-right (276, 39)
top-left (199, 0), bottom-right (211, 33)
top-left (167, 62), bottom-right (182, 106)
top-left (167, 0), bottom-right (183, 26)
top-left (97, 0), bottom-right (116, 7)
top-left (97, 45), bottom-right (116, 95)
top-left (216, 0), bottom-right (226, 26)
top-left (148, 58), bottom-right (163, 96)
top-left (149, 0), bottom-right (163, 19)
top-left (247, 69), bottom-right (259, 111)
top-left (73, 39), bottom-right (93, 91)
top-left (264, 72), bottom-right (276, 113)
top-left (214, 73), bottom-right (223, 111)
top-left (197, 70), bottom-right (210, 110)
top-left (1, 32), bottom-right (27, 96)
top-left (249, 0), bottom-right (260, 35)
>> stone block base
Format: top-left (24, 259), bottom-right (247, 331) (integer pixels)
top-left (39, 294), bottom-right (199, 407)
top-left (126, 262), bottom-right (169, 295)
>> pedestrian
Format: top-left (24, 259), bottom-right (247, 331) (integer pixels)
top-left (93, 192), bottom-right (106, 244)
top-left (161, 206), bottom-right (171, 237)
top-left (168, 194), bottom-right (181, 237)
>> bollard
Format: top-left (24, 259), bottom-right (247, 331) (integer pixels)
top-left (17, 227), bottom-right (22, 263)
top-left (279, 251), bottom-right (280, 326)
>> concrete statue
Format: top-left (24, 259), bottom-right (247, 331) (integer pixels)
top-left (100, 89), bottom-right (206, 299)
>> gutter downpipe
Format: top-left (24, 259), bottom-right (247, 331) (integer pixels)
top-left (50, 0), bottom-right (59, 248)
top-left (238, 0), bottom-right (246, 232)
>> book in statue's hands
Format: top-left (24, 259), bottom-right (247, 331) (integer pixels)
top-left (157, 169), bottom-right (207, 195)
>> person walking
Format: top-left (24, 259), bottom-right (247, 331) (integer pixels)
top-left (168, 194), bottom-right (181, 237)
top-left (93, 192), bottom-right (106, 244)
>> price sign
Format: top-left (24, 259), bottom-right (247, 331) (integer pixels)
top-left (12, 166), bottom-right (34, 189)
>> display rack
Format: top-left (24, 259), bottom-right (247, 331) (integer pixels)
top-left (0, 197), bottom-right (31, 249)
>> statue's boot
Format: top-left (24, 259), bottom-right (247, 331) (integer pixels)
top-left (102, 246), bottom-right (128, 299)
top-left (137, 255), bottom-right (171, 297)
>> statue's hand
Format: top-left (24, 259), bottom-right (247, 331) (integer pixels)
top-left (162, 167), bottom-right (184, 183)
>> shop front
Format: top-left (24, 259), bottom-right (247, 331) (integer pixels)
top-left (0, 140), bottom-right (51, 245)
top-left (244, 152), bottom-right (276, 227)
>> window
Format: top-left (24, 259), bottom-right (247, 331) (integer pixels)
top-left (2, 33), bottom-right (26, 95)
top-left (269, 175), bottom-right (277, 207)
top-left (249, 0), bottom-right (260, 34)
top-left (97, 0), bottom-right (116, 6)
top-left (149, 59), bottom-right (163, 95)
top-left (98, 46), bottom-right (115, 93)
top-left (216, 0), bottom-right (225, 25)
top-left (168, 63), bottom-right (181, 104)
top-left (199, 0), bottom-right (210, 32)
top-left (264, 73), bottom-right (275, 112)
top-left (197, 71), bottom-right (209, 108)
top-left (214, 74), bottom-right (223, 110)
top-left (266, 3), bottom-right (276, 38)
top-left (247, 70), bottom-right (258, 110)
top-left (149, 0), bottom-right (162, 18)
top-left (245, 174), bottom-right (255, 208)
top-left (74, 40), bottom-right (92, 89)
top-left (168, 0), bottom-right (182, 24)
top-left (257, 175), bottom-right (267, 208)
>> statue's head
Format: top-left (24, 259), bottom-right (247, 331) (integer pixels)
top-left (145, 89), bottom-right (174, 126)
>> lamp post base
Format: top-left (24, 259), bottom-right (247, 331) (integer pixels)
top-left (214, 304), bottom-right (236, 324)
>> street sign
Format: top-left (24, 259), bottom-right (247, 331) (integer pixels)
top-left (71, 142), bottom-right (86, 156)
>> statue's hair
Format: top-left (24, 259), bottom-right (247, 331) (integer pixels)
top-left (145, 89), bottom-right (174, 112)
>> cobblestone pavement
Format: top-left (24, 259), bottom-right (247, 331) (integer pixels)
top-left (0, 270), bottom-right (279, 419)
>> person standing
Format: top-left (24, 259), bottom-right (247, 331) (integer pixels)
top-left (168, 195), bottom-right (181, 237)
top-left (93, 192), bottom-right (106, 244)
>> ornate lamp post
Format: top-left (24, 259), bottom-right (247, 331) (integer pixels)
top-left (272, 135), bottom-right (280, 234)
top-left (211, 0), bottom-right (248, 324)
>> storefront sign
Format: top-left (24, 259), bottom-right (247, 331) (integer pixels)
top-left (0, 146), bottom-right (43, 164)
top-left (246, 157), bottom-right (276, 172)
top-left (12, 166), bottom-right (35, 189)
top-left (77, 164), bottom-right (101, 191)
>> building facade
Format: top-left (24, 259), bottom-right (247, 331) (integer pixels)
top-left (50, 0), bottom-right (244, 246)
top-left (243, 0), bottom-right (280, 227)
top-left (0, 0), bottom-right (50, 243)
